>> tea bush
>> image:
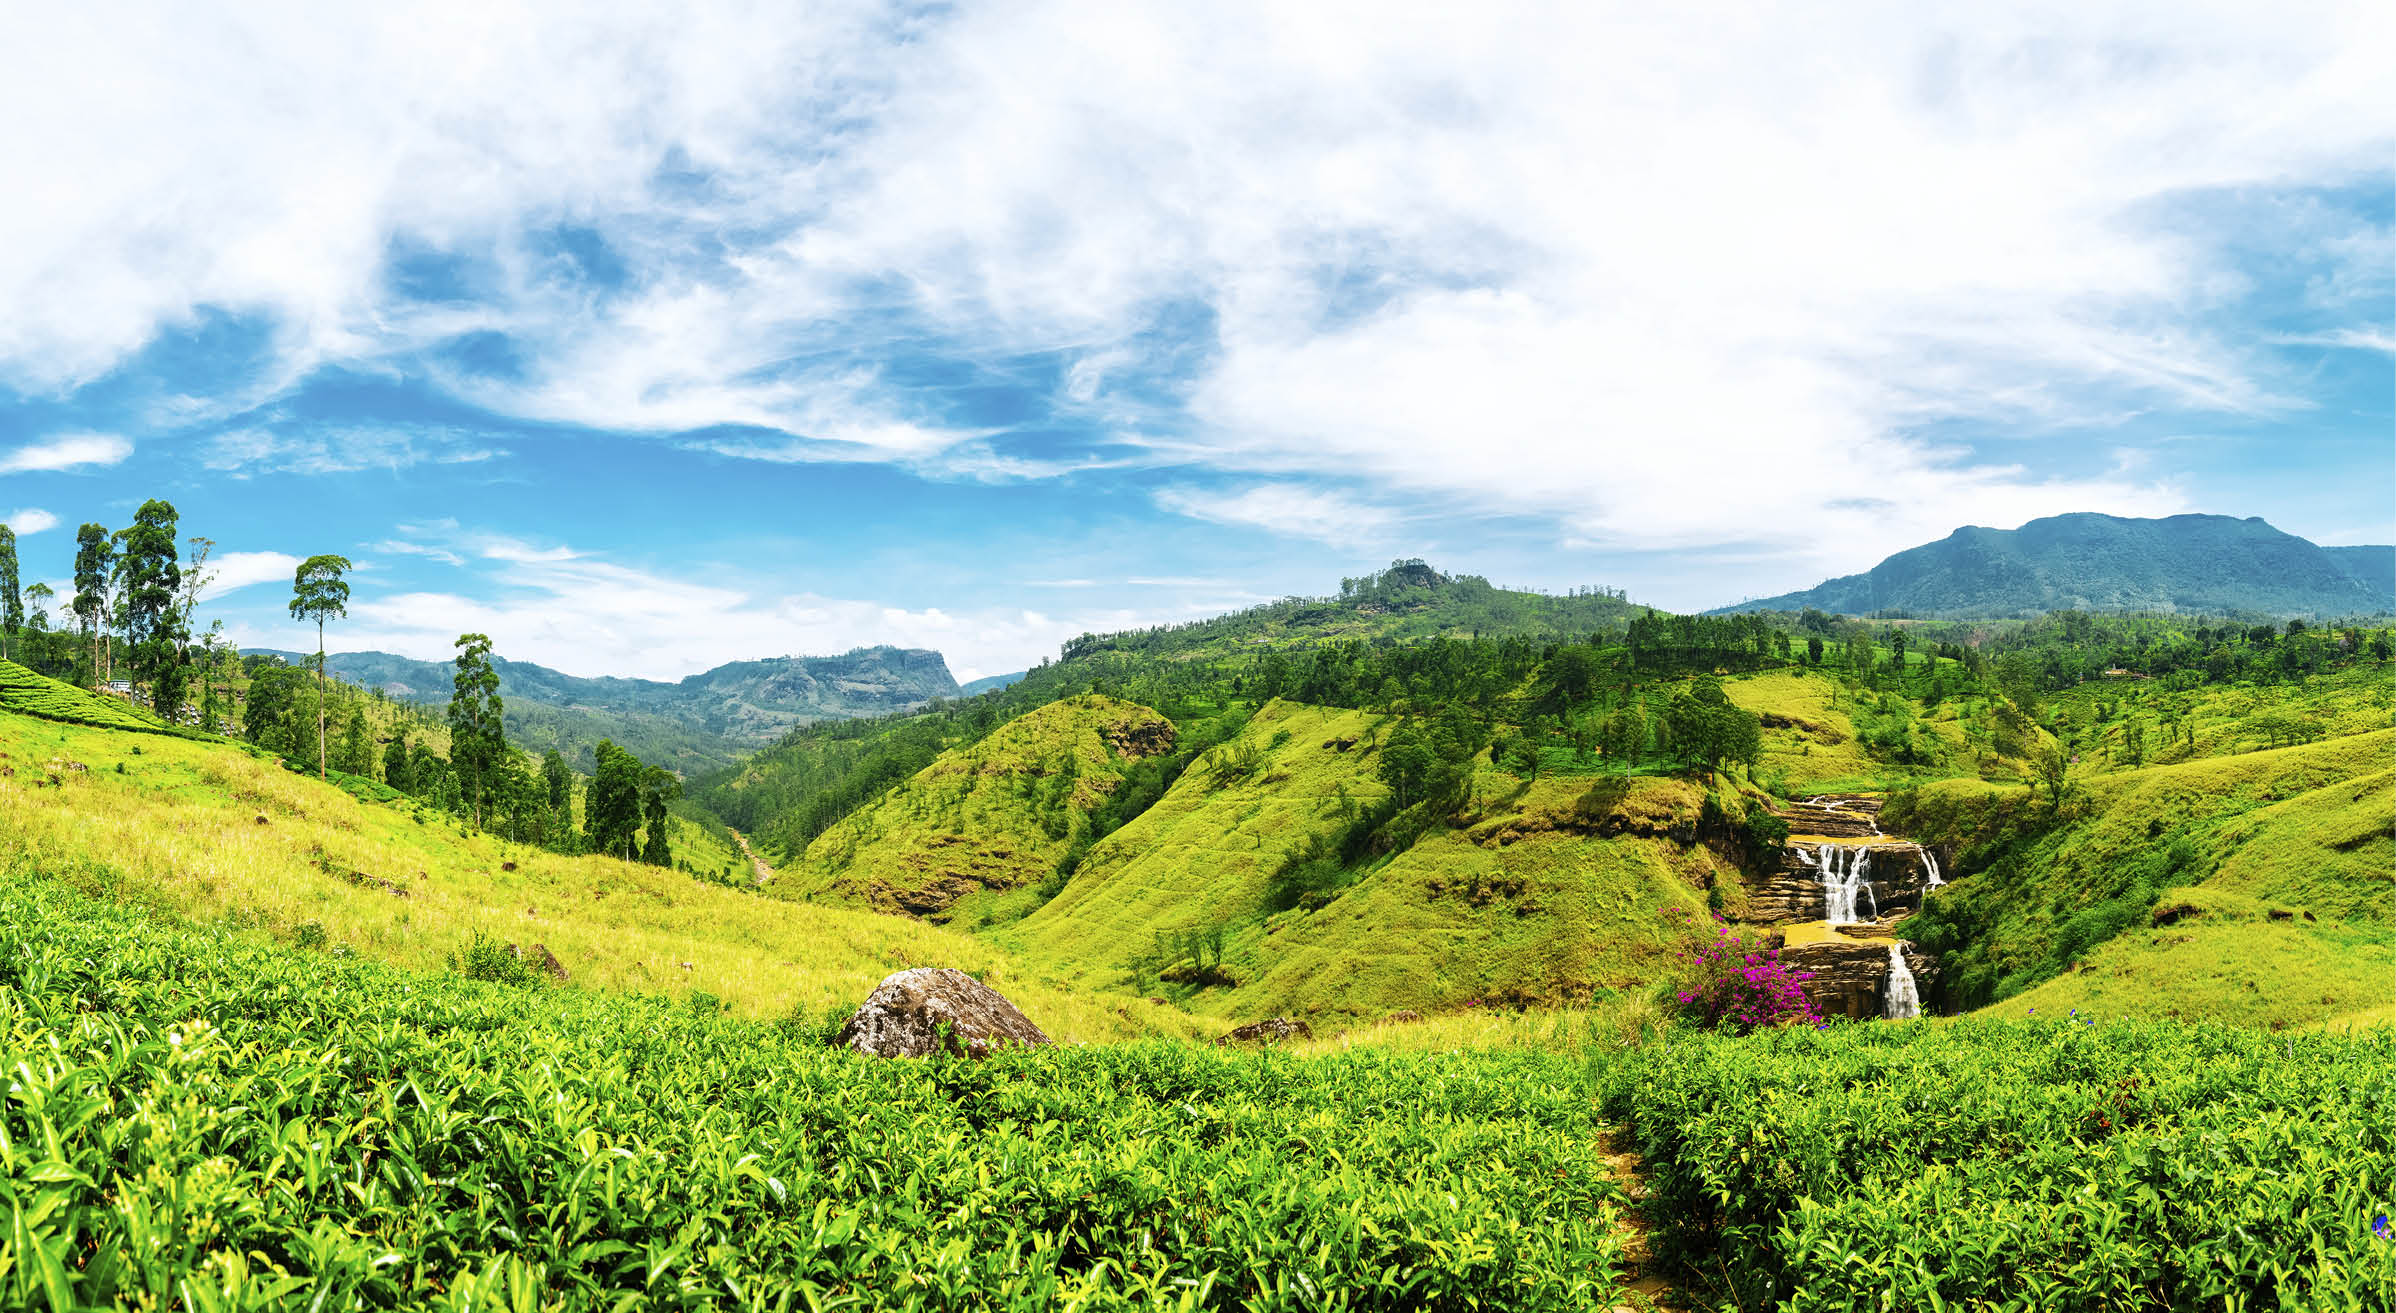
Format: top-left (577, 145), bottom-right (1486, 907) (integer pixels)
top-left (0, 872), bottom-right (1627, 1310)
top-left (1604, 1016), bottom-right (2396, 1311)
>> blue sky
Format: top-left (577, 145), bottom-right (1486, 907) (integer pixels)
top-left (2, 2), bottom-right (2390, 680)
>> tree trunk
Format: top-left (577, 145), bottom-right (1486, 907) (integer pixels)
top-left (317, 619), bottom-right (328, 780)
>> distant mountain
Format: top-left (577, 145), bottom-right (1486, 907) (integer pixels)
top-left (244, 645), bottom-right (961, 774)
top-left (2328, 545), bottom-right (2394, 595)
top-left (960, 671), bottom-right (1027, 696)
top-left (1060, 559), bottom-right (1644, 664)
top-left (1710, 514), bottom-right (2396, 619)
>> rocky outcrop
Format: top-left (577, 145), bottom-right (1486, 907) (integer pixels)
top-left (1214, 1017), bottom-right (1313, 1047)
top-left (1779, 938), bottom-right (1939, 1020)
top-left (1776, 794), bottom-right (1885, 840)
top-left (834, 967), bottom-right (1053, 1059)
top-left (1750, 840), bottom-right (1935, 925)
top-left (1101, 717), bottom-right (1177, 760)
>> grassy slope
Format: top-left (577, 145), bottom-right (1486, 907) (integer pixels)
top-left (1723, 665), bottom-right (2015, 794)
top-left (0, 658), bottom-right (186, 734)
top-left (2044, 661), bottom-right (2394, 769)
top-left (1897, 729), bottom-right (2393, 1030)
top-left (1006, 700), bottom-right (1727, 1024)
top-left (780, 695), bottom-right (1174, 915)
top-left (0, 706), bottom-right (1206, 1043)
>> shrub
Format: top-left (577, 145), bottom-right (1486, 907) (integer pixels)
top-left (1666, 910), bottom-right (1821, 1032)
top-left (447, 930), bottom-right (543, 987)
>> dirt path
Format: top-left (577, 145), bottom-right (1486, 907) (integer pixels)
top-left (729, 829), bottom-right (775, 886)
top-left (1601, 1130), bottom-right (1681, 1311)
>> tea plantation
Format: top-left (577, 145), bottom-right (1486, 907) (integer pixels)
top-left (0, 660), bottom-right (183, 736)
top-left (0, 872), bottom-right (1631, 1311)
top-left (1607, 1019), bottom-right (2396, 1311)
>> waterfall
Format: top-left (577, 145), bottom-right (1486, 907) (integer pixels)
top-left (1921, 846), bottom-right (1943, 889)
top-left (1884, 945), bottom-right (1921, 1020)
top-left (1820, 844), bottom-right (1877, 926)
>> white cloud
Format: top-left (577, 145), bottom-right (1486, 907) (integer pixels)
top-left (2272, 328), bottom-right (2396, 354)
top-left (0, 433), bottom-right (132, 474)
top-left (3, 2), bottom-right (2390, 589)
top-left (199, 551), bottom-right (304, 601)
top-left (1155, 484), bottom-right (1400, 546)
top-left (200, 426), bottom-right (503, 477)
top-left (227, 532), bottom-right (1210, 682)
top-left (366, 538), bottom-right (466, 566)
top-left (2, 508), bottom-right (60, 536)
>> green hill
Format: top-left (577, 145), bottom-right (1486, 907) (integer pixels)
top-left (1713, 513), bottom-right (2395, 619)
top-left (1004, 700), bottom-right (1741, 1023)
top-left (776, 695), bottom-right (1178, 918)
top-left (1890, 728), bottom-right (2393, 1029)
top-left (0, 699), bottom-right (1199, 1042)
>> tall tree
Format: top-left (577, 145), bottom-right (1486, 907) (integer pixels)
top-left (176, 535), bottom-right (215, 664)
top-left (117, 499), bottom-right (185, 718)
top-left (586, 739), bottom-right (645, 860)
top-left (541, 749), bottom-right (573, 813)
top-left (0, 524), bottom-right (19, 662)
top-left (385, 732), bottom-right (413, 794)
top-left (24, 582), bottom-right (53, 635)
top-left (448, 633), bottom-right (506, 826)
top-left (71, 523), bottom-right (117, 685)
top-left (639, 766), bottom-right (681, 866)
top-left (288, 555), bottom-right (352, 780)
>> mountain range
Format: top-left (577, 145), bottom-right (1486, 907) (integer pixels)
top-left (1711, 514), bottom-right (2394, 619)
top-left (245, 645), bottom-right (960, 774)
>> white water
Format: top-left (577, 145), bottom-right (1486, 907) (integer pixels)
top-left (1884, 945), bottom-right (1922, 1020)
top-left (1921, 846), bottom-right (1943, 889)
top-left (1815, 844), bottom-right (1878, 926)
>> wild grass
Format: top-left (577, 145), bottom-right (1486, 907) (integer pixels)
top-left (1893, 728), bottom-right (2393, 1026)
top-left (0, 707), bottom-right (1205, 1043)
top-left (1007, 701), bottom-right (1728, 1023)
top-left (780, 694), bottom-right (1172, 913)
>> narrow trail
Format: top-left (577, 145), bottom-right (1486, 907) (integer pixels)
top-left (729, 829), bottom-right (775, 886)
top-left (1601, 1130), bottom-right (1681, 1311)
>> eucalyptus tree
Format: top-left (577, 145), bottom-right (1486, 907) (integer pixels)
top-left (0, 524), bottom-right (19, 662)
top-left (448, 633), bottom-right (506, 826)
top-left (72, 523), bottom-right (117, 684)
top-left (288, 555), bottom-right (352, 779)
top-left (118, 500), bottom-right (185, 717)
top-left (176, 535), bottom-right (215, 663)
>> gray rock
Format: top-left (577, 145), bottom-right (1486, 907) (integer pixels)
top-left (1214, 1017), bottom-right (1313, 1047)
top-left (1779, 937), bottom-right (1939, 1020)
top-left (835, 967), bottom-right (1052, 1059)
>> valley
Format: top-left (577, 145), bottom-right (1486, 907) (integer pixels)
top-left (1, 545), bottom-right (2389, 1309)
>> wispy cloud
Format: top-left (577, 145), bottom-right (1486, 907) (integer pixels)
top-left (2, 508), bottom-right (60, 536)
top-left (2271, 328), bottom-right (2396, 355)
top-left (239, 527), bottom-right (1217, 682)
top-left (1, 2), bottom-right (2389, 589)
top-left (0, 433), bottom-right (131, 474)
top-left (1154, 484), bottom-right (1400, 546)
top-left (198, 551), bottom-right (303, 601)
top-left (200, 426), bottom-right (504, 477)
top-left (365, 538), bottom-right (465, 566)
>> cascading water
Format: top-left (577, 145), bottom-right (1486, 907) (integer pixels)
top-left (1883, 945), bottom-right (1921, 1019)
top-left (1921, 846), bottom-right (1943, 889)
top-left (1816, 844), bottom-right (1878, 926)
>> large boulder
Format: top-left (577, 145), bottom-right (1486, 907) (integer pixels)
top-left (834, 967), bottom-right (1052, 1058)
top-left (1214, 1017), bottom-right (1313, 1047)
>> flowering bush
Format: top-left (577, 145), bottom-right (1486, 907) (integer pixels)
top-left (1667, 909), bottom-right (1821, 1032)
